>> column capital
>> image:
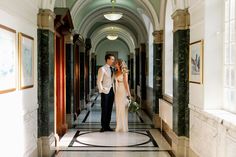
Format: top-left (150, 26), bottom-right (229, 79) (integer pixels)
top-left (38, 9), bottom-right (55, 32)
top-left (140, 43), bottom-right (146, 52)
top-left (171, 9), bottom-right (190, 32)
top-left (91, 53), bottom-right (96, 57)
top-left (153, 30), bottom-right (164, 44)
top-left (130, 53), bottom-right (135, 58)
top-left (65, 34), bottom-right (73, 44)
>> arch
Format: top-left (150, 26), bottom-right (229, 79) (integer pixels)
top-left (54, 0), bottom-right (66, 7)
top-left (90, 23), bottom-right (137, 48)
top-left (39, 0), bottom-right (55, 10)
top-left (75, 6), bottom-right (148, 43)
top-left (70, 0), bottom-right (159, 31)
top-left (91, 27), bottom-right (136, 54)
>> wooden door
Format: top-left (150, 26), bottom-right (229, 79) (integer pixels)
top-left (55, 34), bottom-right (67, 137)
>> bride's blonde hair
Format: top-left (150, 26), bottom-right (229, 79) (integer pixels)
top-left (115, 59), bottom-right (129, 74)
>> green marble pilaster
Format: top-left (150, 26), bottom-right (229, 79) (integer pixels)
top-left (128, 54), bottom-right (131, 83)
top-left (153, 30), bottom-right (163, 114)
top-left (65, 34), bottom-right (74, 128)
top-left (65, 41), bottom-right (74, 115)
top-left (172, 9), bottom-right (190, 137)
top-left (135, 48), bottom-right (140, 97)
top-left (140, 44), bottom-right (147, 100)
top-left (37, 9), bottom-right (56, 157)
top-left (130, 54), bottom-right (134, 89)
top-left (80, 49), bottom-right (85, 100)
top-left (85, 38), bottom-right (91, 101)
top-left (91, 53), bottom-right (96, 90)
top-left (37, 29), bottom-right (55, 137)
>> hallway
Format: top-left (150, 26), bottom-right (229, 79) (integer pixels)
top-left (55, 94), bottom-right (172, 157)
top-left (1, 0), bottom-right (236, 157)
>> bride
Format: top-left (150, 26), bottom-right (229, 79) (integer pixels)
top-left (114, 59), bottom-right (131, 132)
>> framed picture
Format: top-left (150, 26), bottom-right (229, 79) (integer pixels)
top-left (189, 40), bottom-right (204, 84)
top-left (0, 24), bottom-right (17, 94)
top-left (18, 33), bottom-right (34, 89)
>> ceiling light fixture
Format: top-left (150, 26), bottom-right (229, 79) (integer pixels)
top-left (107, 34), bottom-right (118, 40)
top-left (104, 0), bottom-right (123, 21)
top-left (106, 27), bottom-right (118, 40)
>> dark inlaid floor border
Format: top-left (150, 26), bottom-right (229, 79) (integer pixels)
top-left (68, 130), bottom-right (159, 148)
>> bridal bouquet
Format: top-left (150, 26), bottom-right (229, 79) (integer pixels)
top-left (128, 98), bottom-right (141, 113)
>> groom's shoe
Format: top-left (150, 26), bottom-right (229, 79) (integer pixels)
top-left (107, 127), bottom-right (114, 131)
top-left (100, 128), bottom-right (105, 132)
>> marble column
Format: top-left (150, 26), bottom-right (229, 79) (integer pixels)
top-left (91, 53), bottom-right (96, 93)
top-left (153, 30), bottom-right (163, 114)
top-left (85, 38), bottom-right (91, 102)
top-left (80, 44), bottom-right (86, 109)
top-left (37, 9), bottom-right (56, 157)
top-left (73, 34), bottom-right (81, 116)
top-left (135, 48), bottom-right (140, 99)
top-left (130, 54), bottom-right (135, 91)
top-left (140, 43), bottom-right (147, 101)
top-left (172, 9), bottom-right (190, 137)
top-left (65, 34), bottom-right (74, 129)
top-left (128, 54), bottom-right (131, 84)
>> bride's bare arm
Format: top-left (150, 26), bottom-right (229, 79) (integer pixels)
top-left (123, 73), bottom-right (131, 97)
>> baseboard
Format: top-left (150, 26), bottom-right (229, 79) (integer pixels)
top-left (37, 133), bottom-right (55, 157)
top-left (153, 114), bottom-right (198, 157)
top-left (28, 147), bottom-right (38, 157)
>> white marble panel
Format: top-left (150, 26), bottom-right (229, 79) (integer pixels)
top-left (159, 99), bottom-right (173, 129)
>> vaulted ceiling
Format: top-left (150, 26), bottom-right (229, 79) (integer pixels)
top-left (54, 0), bottom-right (162, 53)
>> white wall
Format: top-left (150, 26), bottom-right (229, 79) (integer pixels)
top-left (189, 0), bottom-right (236, 156)
top-left (159, 99), bottom-right (173, 129)
top-left (0, 0), bottom-right (38, 156)
top-left (96, 39), bottom-right (129, 66)
top-left (140, 13), bottom-right (154, 88)
top-left (164, 0), bottom-right (173, 97)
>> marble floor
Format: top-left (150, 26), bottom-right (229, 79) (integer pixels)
top-left (54, 94), bottom-right (173, 157)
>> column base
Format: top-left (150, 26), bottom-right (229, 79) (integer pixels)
top-left (80, 99), bottom-right (86, 110)
top-left (172, 135), bottom-right (189, 157)
top-left (152, 114), bottom-right (161, 128)
top-left (90, 89), bottom-right (96, 95)
top-left (131, 89), bottom-right (135, 95)
top-left (158, 117), bottom-right (198, 157)
top-left (66, 114), bottom-right (73, 129)
top-left (37, 133), bottom-right (56, 157)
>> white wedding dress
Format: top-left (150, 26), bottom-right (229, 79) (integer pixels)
top-left (115, 74), bottom-right (129, 132)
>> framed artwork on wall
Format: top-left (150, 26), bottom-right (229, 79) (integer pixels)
top-left (189, 40), bottom-right (204, 84)
top-left (18, 33), bottom-right (34, 89)
top-left (0, 24), bottom-right (17, 94)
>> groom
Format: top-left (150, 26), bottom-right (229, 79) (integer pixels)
top-left (97, 54), bottom-right (115, 132)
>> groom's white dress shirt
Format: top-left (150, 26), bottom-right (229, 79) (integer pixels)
top-left (97, 64), bottom-right (115, 94)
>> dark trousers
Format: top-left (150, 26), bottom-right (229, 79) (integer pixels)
top-left (101, 87), bottom-right (114, 129)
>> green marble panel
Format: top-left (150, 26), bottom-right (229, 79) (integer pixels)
top-left (37, 29), bottom-right (55, 137)
top-left (153, 43), bottom-right (163, 114)
top-left (173, 29), bottom-right (190, 137)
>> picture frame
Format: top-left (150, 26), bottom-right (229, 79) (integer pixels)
top-left (0, 24), bottom-right (17, 94)
top-left (189, 40), bottom-right (204, 84)
top-left (18, 33), bottom-right (34, 89)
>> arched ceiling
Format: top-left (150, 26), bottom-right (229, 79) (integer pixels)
top-left (52, 0), bottom-right (161, 53)
top-left (90, 24), bottom-right (136, 53)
